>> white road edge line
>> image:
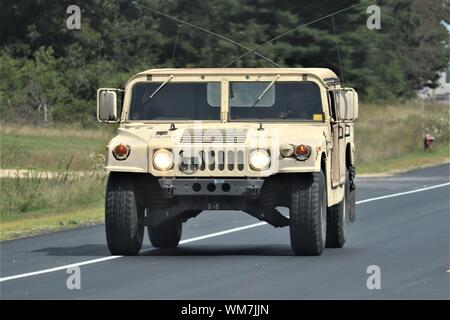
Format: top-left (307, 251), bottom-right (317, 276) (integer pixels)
top-left (355, 182), bottom-right (450, 204)
top-left (0, 222), bottom-right (267, 283)
top-left (1, 181), bottom-right (449, 283)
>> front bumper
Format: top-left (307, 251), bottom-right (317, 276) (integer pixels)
top-left (158, 178), bottom-right (264, 199)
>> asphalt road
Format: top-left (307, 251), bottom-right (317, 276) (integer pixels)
top-left (1, 164), bottom-right (449, 299)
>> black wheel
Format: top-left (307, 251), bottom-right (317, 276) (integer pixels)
top-left (290, 171), bottom-right (327, 256)
top-left (105, 174), bottom-right (144, 255)
top-left (325, 171), bottom-right (348, 248)
top-left (148, 220), bottom-right (182, 248)
top-left (326, 168), bottom-right (355, 248)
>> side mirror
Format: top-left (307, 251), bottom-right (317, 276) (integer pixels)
top-left (337, 88), bottom-right (358, 121)
top-left (97, 88), bottom-right (119, 123)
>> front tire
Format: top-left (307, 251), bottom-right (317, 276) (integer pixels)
top-left (105, 174), bottom-right (144, 256)
top-left (290, 171), bottom-right (327, 256)
top-left (148, 220), bottom-right (182, 248)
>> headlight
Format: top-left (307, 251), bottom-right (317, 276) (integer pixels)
top-left (153, 149), bottom-right (174, 171)
top-left (280, 144), bottom-right (295, 158)
top-left (249, 149), bottom-right (271, 171)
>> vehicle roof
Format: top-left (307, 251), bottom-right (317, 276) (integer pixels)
top-left (133, 68), bottom-right (339, 84)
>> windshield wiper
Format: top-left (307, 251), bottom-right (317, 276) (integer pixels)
top-left (139, 75), bottom-right (174, 109)
top-left (251, 75), bottom-right (280, 107)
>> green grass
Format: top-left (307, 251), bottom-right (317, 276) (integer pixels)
top-left (0, 173), bottom-right (106, 241)
top-left (355, 102), bottom-right (449, 166)
top-left (0, 124), bottom-right (113, 171)
top-left (0, 174), bottom-right (106, 219)
top-left (0, 124), bottom-right (110, 240)
top-left (358, 142), bottom-right (449, 174)
top-left (0, 205), bottom-right (103, 241)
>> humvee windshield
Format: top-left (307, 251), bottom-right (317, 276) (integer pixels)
top-left (128, 81), bottom-right (322, 121)
top-left (129, 82), bottom-right (220, 120)
top-left (229, 81), bottom-right (322, 120)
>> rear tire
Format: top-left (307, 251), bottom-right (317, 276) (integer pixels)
top-left (326, 177), bottom-right (346, 249)
top-left (148, 220), bottom-right (182, 248)
top-left (326, 169), bottom-right (353, 248)
top-left (347, 167), bottom-right (356, 222)
top-left (289, 171), bottom-right (327, 256)
top-left (105, 174), bottom-right (144, 256)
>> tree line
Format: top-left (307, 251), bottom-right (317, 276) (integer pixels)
top-left (0, 0), bottom-right (449, 126)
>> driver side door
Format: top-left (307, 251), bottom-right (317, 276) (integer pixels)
top-left (328, 89), bottom-right (346, 188)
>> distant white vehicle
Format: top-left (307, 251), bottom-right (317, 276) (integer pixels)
top-left (419, 64), bottom-right (450, 104)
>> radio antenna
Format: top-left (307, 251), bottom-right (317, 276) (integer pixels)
top-left (224, 3), bottom-right (362, 67)
top-left (131, 1), bottom-right (281, 68)
top-left (331, 16), bottom-right (345, 84)
top-left (170, 24), bottom-right (183, 67)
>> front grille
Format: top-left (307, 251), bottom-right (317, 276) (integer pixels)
top-left (178, 148), bottom-right (246, 173)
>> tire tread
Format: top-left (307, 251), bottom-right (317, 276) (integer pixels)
top-left (290, 172), bottom-right (325, 256)
top-left (105, 174), bottom-right (143, 255)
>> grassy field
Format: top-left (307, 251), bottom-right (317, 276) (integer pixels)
top-left (0, 101), bottom-right (448, 240)
top-left (0, 173), bottom-right (106, 220)
top-left (0, 173), bottom-right (106, 240)
top-left (0, 124), bottom-right (114, 171)
top-left (358, 143), bottom-right (449, 174)
top-left (356, 101), bottom-right (449, 173)
top-left (0, 205), bottom-right (103, 241)
top-left (0, 124), bottom-right (112, 240)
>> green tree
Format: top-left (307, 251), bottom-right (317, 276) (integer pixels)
top-left (1, 0), bottom-right (449, 124)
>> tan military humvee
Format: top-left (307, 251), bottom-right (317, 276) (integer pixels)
top-left (97, 68), bottom-right (358, 256)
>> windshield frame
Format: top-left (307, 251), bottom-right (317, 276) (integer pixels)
top-left (123, 74), bottom-right (327, 124)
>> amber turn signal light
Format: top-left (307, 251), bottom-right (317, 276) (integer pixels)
top-left (113, 144), bottom-right (130, 160)
top-left (295, 144), bottom-right (311, 160)
top-left (296, 144), bottom-right (310, 155)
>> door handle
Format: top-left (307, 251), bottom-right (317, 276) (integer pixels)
top-left (338, 126), bottom-right (344, 139)
top-left (345, 124), bottom-right (351, 137)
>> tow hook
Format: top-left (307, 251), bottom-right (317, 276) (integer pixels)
top-left (247, 184), bottom-right (261, 199)
top-left (160, 179), bottom-right (174, 198)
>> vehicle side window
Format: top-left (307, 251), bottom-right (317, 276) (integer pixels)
top-left (328, 91), bottom-right (337, 120)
